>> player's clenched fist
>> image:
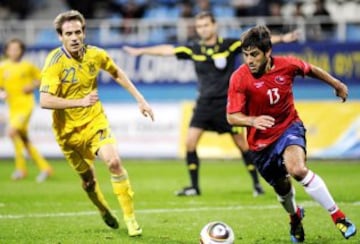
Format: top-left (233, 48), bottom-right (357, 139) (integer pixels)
top-left (252, 115), bottom-right (275, 130)
top-left (138, 100), bottom-right (154, 121)
top-left (81, 90), bottom-right (99, 107)
top-left (334, 82), bottom-right (348, 102)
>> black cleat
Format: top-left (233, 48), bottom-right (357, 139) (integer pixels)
top-left (102, 210), bottom-right (119, 229)
top-left (290, 207), bottom-right (305, 243)
top-left (253, 183), bottom-right (265, 197)
top-left (335, 217), bottom-right (357, 239)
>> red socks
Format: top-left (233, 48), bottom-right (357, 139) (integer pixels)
top-left (331, 209), bottom-right (346, 223)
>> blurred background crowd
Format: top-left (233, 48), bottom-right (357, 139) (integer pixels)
top-left (0, 0), bottom-right (359, 45)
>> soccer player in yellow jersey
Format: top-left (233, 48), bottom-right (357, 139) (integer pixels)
top-left (0, 38), bottom-right (53, 182)
top-left (39, 10), bottom-right (154, 237)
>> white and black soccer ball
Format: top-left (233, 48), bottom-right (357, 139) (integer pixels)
top-left (199, 221), bottom-right (235, 244)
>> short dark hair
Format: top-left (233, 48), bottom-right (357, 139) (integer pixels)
top-left (54, 10), bottom-right (86, 35)
top-left (241, 25), bottom-right (272, 53)
top-left (195, 11), bottom-right (216, 23)
top-left (4, 38), bottom-right (26, 57)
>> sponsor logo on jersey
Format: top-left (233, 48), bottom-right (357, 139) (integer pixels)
top-left (254, 81), bottom-right (264, 88)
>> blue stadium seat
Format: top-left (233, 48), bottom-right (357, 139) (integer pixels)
top-left (109, 13), bottom-right (123, 21)
top-left (35, 29), bottom-right (60, 46)
top-left (144, 6), bottom-right (171, 19)
top-left (226, 28), bottom-right (245, 39)
top-left (145, 5), bottom-right (181, 19)
top-left (86, 28), bottom-right (102, 45)
top-left (148, 27), bottom-right (167, 43)
top-left (212, 5), bottom-right (235, 18)
top-left (346, 24), bottom-right (360, 42)
top-left (112, 0), bottom-right (147, 4)
top-left (210, 0), bottom-right (225, 4)
top-left (154, 0), bottom-right (178, 6)
top-left (168, 6), bottom-right (180, 19)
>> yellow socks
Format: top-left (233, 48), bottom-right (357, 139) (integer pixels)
top-left (111, 170), bottom-right (142, 236)
top-left (12, 134), bottom-right (51, 173)
top-left (27, 143), bottom-right (52, 172)
top-left (111, 170), bottom-right (135, 220)
top-left (12, 135), bottom-right (26, 172)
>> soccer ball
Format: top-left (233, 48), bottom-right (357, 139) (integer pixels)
top-left (199, 221), bottom-right (235, 244)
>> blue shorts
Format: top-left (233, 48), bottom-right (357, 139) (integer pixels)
top-left (248, 122), bottom-right (307, 186)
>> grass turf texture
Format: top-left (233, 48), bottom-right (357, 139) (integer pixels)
top-left (0, 159), bottom-right (359, 244)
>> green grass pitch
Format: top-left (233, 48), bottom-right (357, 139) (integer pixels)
top-left (0, 159), bottom-right (359, 244)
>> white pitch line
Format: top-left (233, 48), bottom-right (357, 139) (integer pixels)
top-left (0, 201), bottom-right (358, 220)
top-left (0, 211), bottom-right (98, 220)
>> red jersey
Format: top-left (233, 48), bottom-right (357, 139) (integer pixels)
top-left (227, 56), bottom-right (311, 151)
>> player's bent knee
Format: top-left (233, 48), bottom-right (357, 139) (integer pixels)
top-left (8, 128), bottom-right (18, 139)
top-left (107, 157), bottom-right (121, 173)
top-left (288, 166), bottom-right (308, 181)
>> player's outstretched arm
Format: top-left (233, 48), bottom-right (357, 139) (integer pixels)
top-left (40, 90), bottom-right (99, 109)
top-left (123, 44), bottom-right (176, 57)
top-left (307, 64), bottom-right (348, 102)
top-left (271, 30), bottom-right (299, 44)
top-left (112, 67), bottom-right (154, 121)
top-left (227, 112), bottom-right (275, 130)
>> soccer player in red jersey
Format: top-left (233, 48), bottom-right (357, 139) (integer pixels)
top-left (124, 11), bottom-right (298, 197)
top-left (226, 25), bottom-right (356, 242)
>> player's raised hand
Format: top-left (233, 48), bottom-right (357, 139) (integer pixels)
top-left (81, 90), bottom-right (99, 107)
top-left (335, 82), bottom-right (348, 102)
top-left (138, 100), bottom-right (154, 121)
top-left (123, 46), bottom-right (143, 56)
top-left (252, 115), bottom-right (275, 130)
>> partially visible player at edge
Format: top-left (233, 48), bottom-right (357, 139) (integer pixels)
top-left (226, 25), bottom-right (356, 242)
top-left (124, 11), bottom-right (298, 197)
top-left (0, 38), bottom-right (53, 182)
top-left (39, 10), bottom-right (154, 237)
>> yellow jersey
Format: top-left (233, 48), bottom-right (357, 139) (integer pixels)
top-left (0, 59), bottom-right (41, 112)
top-left (40, 45), bottom-right (118, 133)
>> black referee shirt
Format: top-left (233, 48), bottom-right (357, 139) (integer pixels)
top-left (175, 37), bottom-right (242, 99)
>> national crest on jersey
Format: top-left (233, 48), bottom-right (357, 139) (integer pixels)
top-left (274, 75), bottom-right (286, 85)
top-left (87, 62), bottom-right (96, 75)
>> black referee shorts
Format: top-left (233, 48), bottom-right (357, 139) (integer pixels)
top-left (189, 97), bottom-right (240, 134)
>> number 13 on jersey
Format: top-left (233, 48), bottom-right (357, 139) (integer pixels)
top-left (267, 88), bottom-right (280, 105)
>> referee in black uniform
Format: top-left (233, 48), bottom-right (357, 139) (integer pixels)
top-left (124, 11), bottom-right (298, 196)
